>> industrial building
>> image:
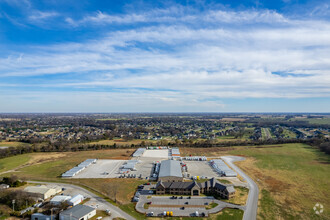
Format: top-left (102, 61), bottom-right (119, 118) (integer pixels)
top-left (24, 185), bottom-right (61, 199)
top-left (158, 160), bottom-right (183, 182)
top-left (69, 194), bottom-right (84, 206)
top-left (210, 159), bottom-right (237, 177)
top-left (132, 148), bottom-right (146, 157)
top-left (156, 178), bottom-right (236, 199)
top-left (62, 159), bottom-right (97, 178)
top-left (59, 205), bottom-right (96, 220)
top-left (50, 195), bottom-right (71, 205)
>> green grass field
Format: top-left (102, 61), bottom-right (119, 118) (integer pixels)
top-left (230, 144), bottom-right (330, 219)
top-left (282, 128), bottom-right (297, 138)
top-left (0, 154), bottom-right (31, 173)
top-left (0, 143), bottom-right (329, 219)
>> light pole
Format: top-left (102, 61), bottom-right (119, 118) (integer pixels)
top-left (12, 200), bottom-right (15, 212)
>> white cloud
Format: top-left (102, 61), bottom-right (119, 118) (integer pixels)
top-left (28, 11), bottom-right (59, 21)
top-left (0, 6), bottom-right (330, 110)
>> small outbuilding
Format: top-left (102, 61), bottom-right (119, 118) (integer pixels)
top-left (59, 205), bottom-right (96, 220)
top-left (31, 213), bottom-right (52, 220)
top-left (24, 185), bottom-right (59, 200)
top-left (50, 195), bottom-right (72, 205)
top-left (68, 194), bottom-right (84, 206)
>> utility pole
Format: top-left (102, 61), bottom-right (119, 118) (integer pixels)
top-left (51, 208), bottom-right (53, 220)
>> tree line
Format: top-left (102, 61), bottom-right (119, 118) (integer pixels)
top-left (1, 136), bottom-right (329, 160)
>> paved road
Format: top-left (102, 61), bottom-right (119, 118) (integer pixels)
top-left (28, 181), bottom-right (135, 220)
top-left (221, 156), bottom-right (259, 220)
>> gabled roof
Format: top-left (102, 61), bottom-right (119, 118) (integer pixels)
top-left (168, 181), bottom-right (200, 190)
top-left (24, 185), bottom-right (54, 194)
top-left (158, 160), bottom-right (182, 178)
top-left (60, 205), bottom-right (95, 218)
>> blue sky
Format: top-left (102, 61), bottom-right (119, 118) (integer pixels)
top-left (0, 0), bottom-right (330, 112)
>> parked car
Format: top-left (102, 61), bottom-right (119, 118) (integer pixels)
top-left (105, 209), bottom-right (111, 215)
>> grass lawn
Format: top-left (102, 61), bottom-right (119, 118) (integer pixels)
top-left (208, 208), bottom-right (244, 220)
top-left (0, 154), bottom-right (31, 173)
top-left (225, 187), bottom-right (249, 206)
top-left (206, 202), bottom-right (218, 210)
top-left (217, 179), bottom-right (232, 184)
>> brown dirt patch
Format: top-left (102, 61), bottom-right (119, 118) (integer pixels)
top-left (255, 145), bottom-right (283, 148)
top-left (28, 153), bottom-right (67, 165)
top-left (180, 147), bottom-right (234, 156)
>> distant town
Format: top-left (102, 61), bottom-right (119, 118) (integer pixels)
top-left (0, 113), bottom-right (329, 220)
top-left (0, 113), bottom-right (329, 157)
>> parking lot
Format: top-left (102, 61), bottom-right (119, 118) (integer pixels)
top-left (72, 159), bottom-right (126, 178)
top-left (185, 161), bottom-right (219, 178)
top-left (130, 158), bottom-right (156, 179)
top-left (141, 149), bottom-right (169, 158)
top-left (136, 194), bottom-right (243, 217)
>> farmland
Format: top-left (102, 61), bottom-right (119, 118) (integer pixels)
top-left (0, 143), bottom-right (329, 219)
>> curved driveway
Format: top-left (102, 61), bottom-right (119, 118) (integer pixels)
top-left (221, 156), bottom-right (259, 220)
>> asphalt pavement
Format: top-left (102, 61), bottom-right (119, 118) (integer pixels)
top-left (221, 156), bottom-right (259, 220)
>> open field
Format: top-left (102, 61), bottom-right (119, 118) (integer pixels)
top-left (0, 149), bottom-right (134, 180)
top-left (289, 117), bottom-right (330, 125)
top-left (0, 141), bottom-right (31, 147)
top-left (282, 128), bottom-right (297, 138)
top-left (0, 143), bottom-right (329, 219)
top-left (87, 139), bottom-right (158, 146)
top-left (0, 154), bottom-right (32, 173)
top-left (230, 144), bottom-right (330, 220)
